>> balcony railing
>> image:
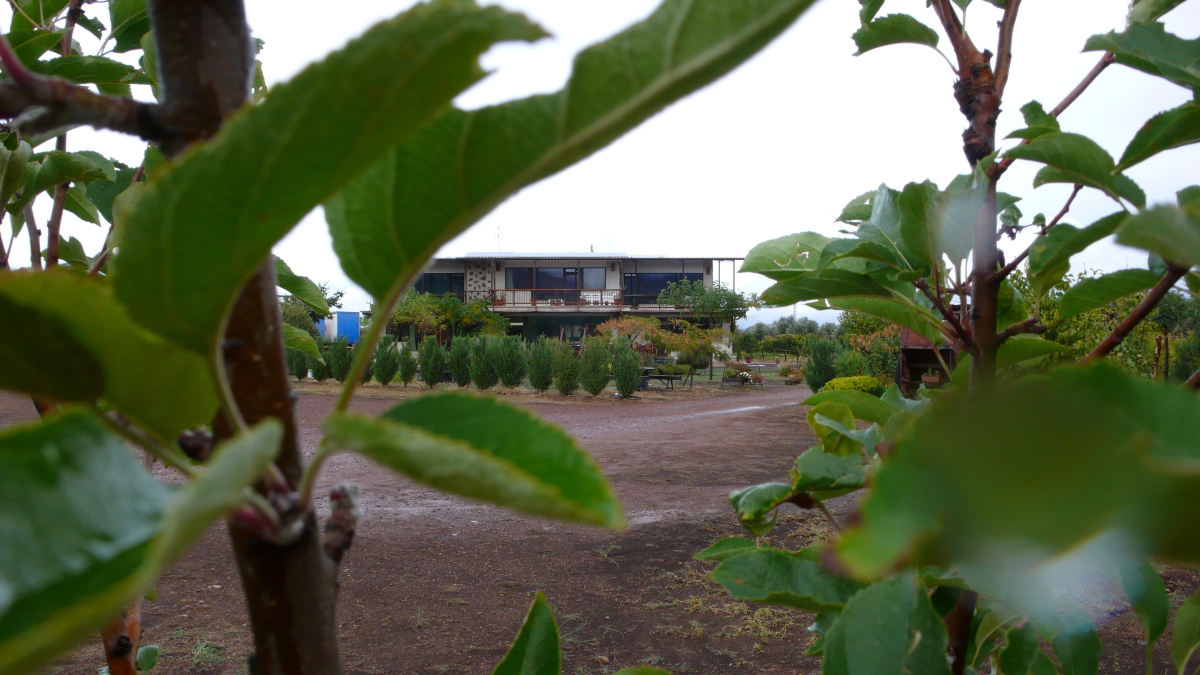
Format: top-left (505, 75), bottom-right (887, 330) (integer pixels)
top-left (486, 288), bottom-right (623, 307)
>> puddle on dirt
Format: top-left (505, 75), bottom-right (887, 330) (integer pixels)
top-left (712, 405), bottom-right (768, 414)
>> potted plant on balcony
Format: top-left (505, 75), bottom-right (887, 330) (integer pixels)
top-left (921, 368), bottom-right (941, 386)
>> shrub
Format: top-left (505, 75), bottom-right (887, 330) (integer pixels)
top-left (655, 363), bottom-right (690, 376)
top-left (397, 339), bottom-right (417, 387)
top-left (611, 338), bottom-right (642, 398)
top-left (471, 336), bottom-right (498, 390)
top-left (374, 335), bottom-right (399, 385)
top-left (777, 363), bottom-right (794, 378)
top-left (492, 336), bottom-right (528, 388)
top-left (579, 337), bottom-right (611, 396)
top-left (833, 349), bottom-right (871, 378)
top-left (350, 340), bottom-right (375, 384)
top-left (287, 345), bottom-right (309, 381)
top-left (448, 337), bottom-right (472, 387)
top-left (527, 336), bottom-right (554, 392)
top-left (418, 336), bottom-right (446, 388)
top-left (806, 338), bottom-right (837, 391)
top-left (824, 375), bottom-right (883, 396)
top-left (308, 336), bottom-right (331, 382)
top-left (552, 342), bottom-right (581, 395)
top-left (327, 336), bottom-right (353, 383)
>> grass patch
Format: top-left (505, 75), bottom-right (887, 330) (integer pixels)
top-left (189, 640), bottom-right (226, 671)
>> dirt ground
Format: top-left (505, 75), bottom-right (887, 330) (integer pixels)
top-left (1, 378), bottom-right (1193, 675)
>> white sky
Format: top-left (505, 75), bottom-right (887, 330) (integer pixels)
top-left (6, 0), bottom-right (1199, 327)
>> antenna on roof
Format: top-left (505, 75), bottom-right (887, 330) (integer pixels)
top-left (591, 244), bottom-right (594, 252)
top-left (497, 224), bottom-right (501, 253)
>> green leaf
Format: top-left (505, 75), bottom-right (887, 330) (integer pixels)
top-left (0, 271), bottom-right (217, 440)
top-left (274, 256), bottom-right (328, 316)
top-left (897, 180), bottom-right (938, 268)
top-left (75, 14), bottom-right (104, 39)
top-left (822, 571), bottom-right (952, 675)
top-left (1027, 212), bottom-right (1128, 279)
top-left (1110, 560), bottom-right (1168, 645)
top-left (327, 0), bottom-right (821, 303)
top-left (492, 591), bottom-right (559, 675)
top-left (728, 482), bottom-right (792, 536)
top-left (999, 622), bottom-right (1058, 675)
top-left (791, 446), bottom-right (866, 493)
top-left (996, 336), bottom-right (1068, 367)
top-left (1085, 22), bottom-right (1200, 92)
top-left (1116, 204), bottom-right (1200, 267)
top-left (741, 232), bottom-right (833, 280)
top-left (693, 537), bottom-right (757, 561)
top-left (84, 161), bottom-right (136, 225)
top-left (1005, 100), bottom-right (1060, 141)
top-left (760, 270), bottom-right (893, 305)
top-left (0, 283), bottom-right (106, 403)
top-left (1117, 102), bottom-right (1200, 171)
top-left (9, 0), bottom-right (69, 31)
top-left (807, 401), bottom-right (859, 456)
top-left (851, 14), bottom-right (938, 56)
top-left (8, 151), bottom-right (112, 215)
top-left (112, 0), bottom-right (547, 354)
top-left (711, 546), bottom-right (865, 613)
top-left (1040, 601), bottom-right (1102, 675)
top-left (28, 56), bottom-right (135, 84)
top-left (107, 0), bottom-right (148, 53)
top-left (5, 29), bottom-right (65, 65)
top-left (0, 140), bottom-right (31, 203)
top-left (49, 234), bottom-right (89, 272)
top-left (838, 190), bottom-right (876, 223)
top-left (1131, 0), bottom-right (1188, 22)
top-left (0, 410), bottom-right (171, 675)
top-left (1180, 186), bottom-right (1200, 210)
top-left (858, 0), bottom-right (885, 23)
top-left (1173, 591), bottom-right (1200, 675)
top-left (135, 644), bottom-right (158, 670)
top-left (803, 390), bottom-right (898, 425)
top-left (62, 185), bottom-right (100, 225)
top-left (1057, 268), bottom-right (1161, 320)
top-left (822, 297), bottom-right (947, 346)
top-left (323, 392), bottom-right (623, 528)
top-left (835, 364), bottom-right (1200, 579)
top-left (1006, 132), bottom-right (1144, 207)
top-left (282, 324), bottom-right (323, 365)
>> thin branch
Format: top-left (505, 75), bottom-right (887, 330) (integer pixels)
top-left (998, 317), bottom-right (1047, 343)
top-left (0, 34), bottom-right (170, 141)
top-left (0, 211), bottom-right (7, 269)
top-left (916, 279), bottom-right (975, 352)
top-left (23, 204), bottom-right (41, 270)
top-left (1081, 265), bottom-right (1189, 365)
top-left (44, 180), bottom-right (68, 268)
top-left (95, 411), bottom-right (198, 478)
top-left (88, 220), bottom-right (115, 275)
top-left (998, 185), bottom-right (1082, 280)
top-left (929, 0), bottom-right (975, 69)
top-left (816, 502), bottom-right (842, 533)
top-left (992, 0), bottom-right (1023, 97)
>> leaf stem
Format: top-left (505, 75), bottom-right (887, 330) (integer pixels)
top-left (95, 410), bottom-right (198, 478)
top-left (211, 347), bottom-right (249, 433)
top-left (1081, 264), bottom-right (1188, 365)
top-left (23, 204), bottom-right (42, 270)
top-left (998, 184), bottom-right (1082, 281)
top-left (816, 501), bottom-right (842, 532)
top-left (298, 437), bottom-right (338, 509)
top-left (335, 280), bottom-right (407, 413)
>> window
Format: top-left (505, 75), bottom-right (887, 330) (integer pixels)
top-left (505, 267), bottom-right (533, 289)
top-left (414, 273), bottom-right (464, 298)
top-left (582, 267), bottom-right (606, 289)
top-left (536, 268), bottom-right (566, 289)
top-left (623, 272), bottom-right (705, 303)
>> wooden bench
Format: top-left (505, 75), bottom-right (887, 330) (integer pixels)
top-left (646, 374), bottom-right (682, 390)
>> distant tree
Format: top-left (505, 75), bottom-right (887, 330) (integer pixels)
top-left (377, 289), bottom-right (509, 339)
top-left (328, 336), bottom-right (353, 383)
top-left (579, 337), bottom-right (611, 396)
top-left (611, 338), bottom-right (643, 398)
top-left (733, 332), bottom-right (759, 359)
top-left (806, 339), bottom-right (838, 391)
top-left (527, 337), bottom-right (554, 392)
top-left (553, 342), bottom-right (581, 396)
top-left (418, 336), bottom-right (446, 388)
top-left (397, 339), bottom-right (417, 387)
top-left (750, 322), bottom-right (769, 339)
top-left (837, 311), bottom-right (891, 338)
top-left (492, 336), bottom-right (528, 388)
top-left (308, 336), bottom-right (332, 382)
top-left (471, 336), bottom-right (499, 390)
top-left (352, 339), bottom-right (375, 384)
top-left (658, 279), bottom-right (755, 329)
top-left (448, 338), bottom-right (472, 387)
top-left (287, 346), bottom-right (309, 381)
top-left (816, 322), bottom-right (841, 340)
top-left (374, 335), bottom-right (399, 386)
top-left (772, 333), bottom-right (807, 361)
top-left (281, 297), bottom-right (318, 337)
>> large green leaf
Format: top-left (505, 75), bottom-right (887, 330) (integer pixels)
top-left (0, 141), bottom-right (31, 204)
top-left (693, 537), bottom-right (758, 561)
top-left (728, 482), bottom-right (792, 535)
top-left (858, 0), bottom-right (885, 23)
top-left (107, 0), bottom-right (148, 53)
top-left (327, 0), bottom-right (821, 303)
top-left (492, 592), bottom-right (560, 675)
top-left (28, 56), bottom-right (135, 84)
top-left (836, 365), bottom-right (1200, 579)
top-left (1110, 560), bottom-right (1168, 645)
top-left (897, 180), bottom-right (938, 268)
top-left (1130, 0), bottom-right (1188, 23)
top-left (1057, 269), bottom-right (1161, 320)
top-left (111, 0), bottom-right (546, 353)
top-left (807, 401), bottom-right (860, 456)
top-left (822, 571), bottom-right (951, 675)
top-left (999, 622), bottom-right (1059, 675)
top-left (760, 269), bottom-right (893, 305)
top-left (1005, 132), bottom-right (1145, 207)
top-left (9, 0), bottom-right (69, 31)
top-left (1085, 22), bottom-right (1200, 92)
top-left (323, 393), bottom-right (623, 528)
top-left (0, 288), bottom-right (106, 403)
top-left (1173, 591), bottom-right (1200, 675)
top-left (1039, 601), bottom-right (1102, 675)
top-left (62, 185), bottom-right (100, 225)
top-left (711, 546), bottom-right (865, 612)
top-left (741, 232), bottom-right (833, 280)
top-left (274, 256), bottom-right (329, 315)
top-left (5, 29), bottom-right (65, 65)
top-left (84, 160), bottom-right (136, 225)
top-left (1005, 101), bottom-right (1061, 141)
top-left (1027, 212), bottom-right (1128, 279)
top-left (803, 390), bottom-right (898, 425)
top-left (1115, 204), bottom-right (1200, 267)
top-left (0, 414), bottom-right (280, 675)
top-left (1116, 102), bottom-right (1200, 171)
top-left (851, 14), bottom-right (938, 56)
top-left (282, 324), bottom-right (323, 365)
top-left (821, 296), bottom-right (946, 346)
top-left (996, 336), bottom-right (1068, 367)
top-left (791, 446), bottom-right (866, 493)
top-left (0, 411), bottom-right (170, 675)
top-left (0, 271), bottom-right (216, 440)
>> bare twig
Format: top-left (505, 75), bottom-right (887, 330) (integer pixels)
top-left (0, 34), bottom-right (169, 141)
top-left (992, 0), bottom-right (1022, 97)
top-left (323, 483), bottom-right (361, 567)
top-left (23, 204), bottom-right (41, 270)
top-left (1081, 265), bottom-right (1189, 365)
top-left (998, 318), bottom-right (1047, 343)
top-left (998, 185), bottom-right (1083, 280)
top-left (916, 279), bottom-right (975, 352)
top-left (44, 180), bottom-right (68, 268)
top-left (816, 502), bottom-right (842, 533)
top-left (88, 221), bottom-right (114, 275)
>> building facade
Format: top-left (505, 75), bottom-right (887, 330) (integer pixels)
top-left (416, 253), bottom-right (741, 340)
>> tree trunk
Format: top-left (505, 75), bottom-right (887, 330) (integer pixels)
top-left (147, 2), bottom-right (344, 673)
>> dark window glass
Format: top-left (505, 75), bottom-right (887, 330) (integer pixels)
top-left (637, 273), bottom-right (678, 298)
top-left (506, 268), bottom-right (533, 289)
top-left (683, 273), bottom-right (703, 284)
top-left (425, 273), bottom-right (448, 295)
top-left (537, 268), bottom-right (566, 289)
top-left (624, 274), bottom-right (636, 296)
top-left (582, 268), bottom-right (605, 289)
top-left (449, 274), bottom-right (464, 297)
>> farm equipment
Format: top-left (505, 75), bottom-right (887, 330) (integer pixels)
top-left (894, 327), bottom-right (957, 395)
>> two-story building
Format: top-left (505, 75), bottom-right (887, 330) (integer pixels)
top-left (414, 253), bottom-right (741, 340)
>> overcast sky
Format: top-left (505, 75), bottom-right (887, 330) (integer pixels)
top-left (6, 0), bottom-right (1199, 327)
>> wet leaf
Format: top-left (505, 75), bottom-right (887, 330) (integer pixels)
top-left (274, 256), bottom-right (328, 316)
top-left (711, 546), bottom-right (865, 613)
top-left (694, 537), bottom-right (758, 561)
top-left (492, 591), bottom-right (559, 675)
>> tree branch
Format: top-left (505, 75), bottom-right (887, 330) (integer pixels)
top-left (992, 0), bottom-right (1022, 98)
top-left (915, 278), bottom-right (975, 352)
top-left (1081, 265), bottom-right (1188, 365)
top-left (998, 185), bottom-right (1082, 281)
top-left (0, 35), bottom-right (170, 141)
top-left (998, 317), bottom-right (1046, 343)
top-left (23, 204), bottom-right (41, 270)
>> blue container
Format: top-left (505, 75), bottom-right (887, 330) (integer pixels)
top-left (335, 311), bottom-right (360, 344)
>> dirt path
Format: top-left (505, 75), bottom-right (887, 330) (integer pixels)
top-left (5, 383), bottom-right (1189, 675)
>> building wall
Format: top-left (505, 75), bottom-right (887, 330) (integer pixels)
top-left (420, 258), bottom-right (716, 290)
